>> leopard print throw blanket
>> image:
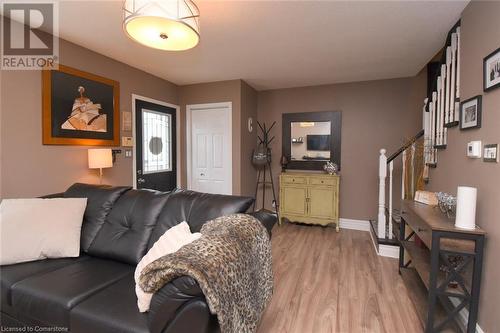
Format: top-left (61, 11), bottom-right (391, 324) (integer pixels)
top-left (139, 214), bottom-right (273, 333)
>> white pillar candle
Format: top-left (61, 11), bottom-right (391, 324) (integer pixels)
top-left (455, 186), bottom-right (477, 230)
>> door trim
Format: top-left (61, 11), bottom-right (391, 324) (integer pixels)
top-left (186, 102), bottom-right (232, 194)
top-left (132, 94), bottom-right (180, 190)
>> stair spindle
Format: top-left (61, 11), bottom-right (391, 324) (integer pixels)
top-left (388, 160), bottom-right (394, 239)
top-left (378, 149), bottom-right (387, 238)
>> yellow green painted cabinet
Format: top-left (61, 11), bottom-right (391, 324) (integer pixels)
top-left (279, 173), bottom-right (340, 231)
top-left (281, 186), bottom-right (307, 216)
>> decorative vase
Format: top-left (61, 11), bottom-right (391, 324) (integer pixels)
top-left (436, 192), bottom-right (457, 219)
top-left (323, 162), bottom-right (338, 175)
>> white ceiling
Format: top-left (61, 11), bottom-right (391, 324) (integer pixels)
top-left (53, 0), bottom-right (468, 90)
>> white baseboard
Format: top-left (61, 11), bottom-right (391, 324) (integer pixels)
top-left (378, 244), bottom-right (400, 258)
top-left (339, 218), bottom-right (370, 231)
top-left (369, 225), bottom-right (380, 254)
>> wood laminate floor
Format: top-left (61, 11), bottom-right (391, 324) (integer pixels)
top-left (257, 223), bottom-right (423, 333)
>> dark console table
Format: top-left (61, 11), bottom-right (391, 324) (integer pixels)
top-left (397, 200), bottom-right (486, 333)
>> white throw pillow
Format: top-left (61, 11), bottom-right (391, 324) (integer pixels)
top-left (0, 198), bottom-right (87, 265)
top-left (135, 221), bottom-right (201, 312)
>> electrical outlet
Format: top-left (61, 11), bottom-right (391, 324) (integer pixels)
top-left (125, 150), bottom-right (132, 158)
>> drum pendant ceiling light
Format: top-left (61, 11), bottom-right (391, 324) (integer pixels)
top-left (123, 0), bottom-right (200, 51)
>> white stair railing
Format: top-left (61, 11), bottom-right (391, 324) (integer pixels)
top-left (377, 149), bottom-right (387, 238)
top-left (388, 160), bottom-right (394, 239)
top-left (379, 133), bottom-right (421, 240)
top-left (402, 149), bottom-right (406, 200)
top-left (411, 143), bottom-right (416, 198)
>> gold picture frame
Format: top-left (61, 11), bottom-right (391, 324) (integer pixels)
top-left (42, 64), bottom-right (120, 146)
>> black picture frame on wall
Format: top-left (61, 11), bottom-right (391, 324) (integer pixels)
top-left (459, 95), bottom-right (482, 130)
top-left (483, 47), bottom-right (500, 92)
top-left (282, 111), bottom-right (341, 171)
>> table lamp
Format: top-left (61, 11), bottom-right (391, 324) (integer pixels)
top-left (88, 149), bottom-right (113, 184)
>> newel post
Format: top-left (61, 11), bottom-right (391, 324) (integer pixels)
top-left (377, 149), bottom-right (387, 238)
top-left (388, 160), bottom-right (394, 239)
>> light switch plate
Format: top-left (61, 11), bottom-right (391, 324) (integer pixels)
top-left (125, 150), bottom-right (132, 158)
top-left (467, 141), bottom-right (482, 158)
top-left (484, 144), bottom-right (498, 162)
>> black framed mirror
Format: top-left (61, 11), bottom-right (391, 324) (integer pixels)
top-left (282, 111), bottom-right (341, 171)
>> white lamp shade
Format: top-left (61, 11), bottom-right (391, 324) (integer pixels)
top-left (123, 0), bottom-right (200, 51)
top-left (88, 149), bottom-right (113, 169)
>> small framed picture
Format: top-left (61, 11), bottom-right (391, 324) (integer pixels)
top-left (483, 47), bottom-right (500, 92)
top-left (459, 95), bottom-right (482, 130)
top-left (483, 144), bottom-right (498, 162)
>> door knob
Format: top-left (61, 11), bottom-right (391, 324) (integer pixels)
top-left (137, 178), bottom-right (146, 184)
top-left (200, 173), bottom-right (205, 176)
top-left (137, 170), bottom-right (142, 175)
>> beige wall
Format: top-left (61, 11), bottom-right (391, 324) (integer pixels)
top-left (256, 72), bottom-right (427, 220)
top-left (425, 2), bottom-right (500, 331)
top-left (0, 37), bottom-right (178, 198)
top-left (240, 81), bottom-right (258, 197)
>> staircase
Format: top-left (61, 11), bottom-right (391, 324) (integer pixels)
top-left (371, 22), bottom-right (461, 258)
top-left (370, 130), bottom-right (424, 257)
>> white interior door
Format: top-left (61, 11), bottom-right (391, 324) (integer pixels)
top-left (187, 103), bottom-right (232, 195)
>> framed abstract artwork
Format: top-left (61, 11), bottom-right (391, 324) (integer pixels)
top-left (483, 47), bottom-right (500, 92)
top-left (42, 65), bottom-right (120, 145)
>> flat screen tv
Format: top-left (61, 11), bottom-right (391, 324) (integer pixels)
top-left (307, 135), bottom-right (330, 151)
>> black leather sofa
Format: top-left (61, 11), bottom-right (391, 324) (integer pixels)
top-left (0, 183), bottom-right (276, 333)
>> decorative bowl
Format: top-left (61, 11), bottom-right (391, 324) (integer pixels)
top-left (323, 162), bottom-right (338, 175)
top-left (435, 192), bottom-right (457, 219)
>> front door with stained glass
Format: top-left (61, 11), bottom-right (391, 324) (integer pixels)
top-left (135, 99), bottom-right (176, 191)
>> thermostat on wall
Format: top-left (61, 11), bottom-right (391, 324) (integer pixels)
top-left (467, 141), bottom-right (482, 158)
top-left (122, 136), bottom-right (133, 147)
